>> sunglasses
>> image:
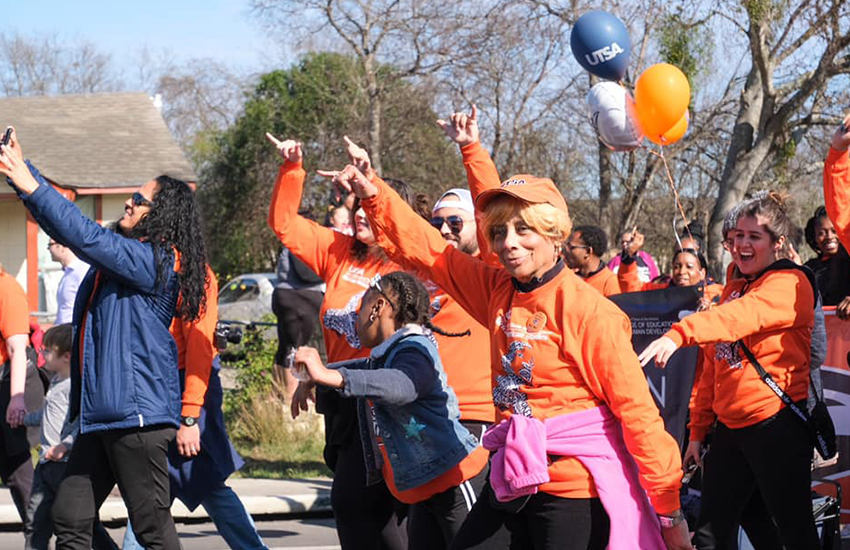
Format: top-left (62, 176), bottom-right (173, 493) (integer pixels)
top-left (430, 215), bottom-right (465, 235)
top-left (132, 192), bottom-right (153, 208)
top-left (368, 275), bottom-right (397, 310)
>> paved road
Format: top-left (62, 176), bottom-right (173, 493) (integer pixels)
top-left (0, 516), bottom-right (341, 549)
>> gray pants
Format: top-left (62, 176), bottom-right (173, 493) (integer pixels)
top-left (25, 460), bottom-right (117, 550)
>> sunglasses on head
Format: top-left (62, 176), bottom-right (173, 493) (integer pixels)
top-left (430, 215), bottom-right (464, 234)
top-left (132, 192), bottom-right (153, 208)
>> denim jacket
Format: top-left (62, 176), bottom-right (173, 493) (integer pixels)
top-left (332, 325), bottom-right (478, 491)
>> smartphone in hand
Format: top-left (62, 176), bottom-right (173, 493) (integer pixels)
top-left (1, 127), bottom-right (11, 147)
top-left (681, 460), bottom-right (699, 485)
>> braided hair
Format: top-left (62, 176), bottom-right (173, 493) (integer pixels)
top-left (379, 272), bottom-right (469, 338)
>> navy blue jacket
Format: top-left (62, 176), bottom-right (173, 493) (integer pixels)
top-left (334, 327), bottom-right (478, 492)
top-left (15, 162), bottom-right (181, 433)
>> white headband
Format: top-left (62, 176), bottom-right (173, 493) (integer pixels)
top-left (432, 188), bottom-right (474, 215)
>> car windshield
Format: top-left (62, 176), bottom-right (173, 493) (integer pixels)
top-left (219, 278), bottom-right (260, 304)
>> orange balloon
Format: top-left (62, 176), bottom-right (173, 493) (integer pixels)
top-left (647, 110), bottom-right (688, 146)
top-left (634, 63), bottom-right (690, 140)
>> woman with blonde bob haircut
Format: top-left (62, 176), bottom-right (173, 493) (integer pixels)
top-left (330, 163), bottom-right (691, 550)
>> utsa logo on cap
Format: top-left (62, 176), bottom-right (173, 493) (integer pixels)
top-left (501, 178), bottom-right (527, 188)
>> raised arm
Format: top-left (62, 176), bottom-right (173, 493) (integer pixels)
top-left (345, 166), bottom-right (504, 327)
top-left (825, 116), bottom-right (850, 250)
top-left (1, 139), bottom-right (164, 292)
top-left (266, 134), bottom-right (347, 279)
top-left (438, 105), bottom-right (502, 263)
top-left (616, 230), bottom-right (650, 293)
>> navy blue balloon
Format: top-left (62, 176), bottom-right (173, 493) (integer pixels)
top-left (570, 10), bottom-right (631, 81)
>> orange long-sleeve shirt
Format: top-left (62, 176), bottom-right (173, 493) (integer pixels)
top-left (361, 178), bottom-right (682, 515)
top-left (583, 264), bottom-right (620, 296)
top-left (414, 141), bottom-right (499, 423)
top-left (0, 270), bottom-right (29, 366)
top-left (170, 266), bottom-right (218, 418)
top-left (268, 161), bottom-right (399, 363)
top-left (663, 268), bottom-right (814, 441)
top-left (824, 147), bottom-right (850, 251)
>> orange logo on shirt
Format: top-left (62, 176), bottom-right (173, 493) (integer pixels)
top-left (527, 312), bottom-right (547, 332)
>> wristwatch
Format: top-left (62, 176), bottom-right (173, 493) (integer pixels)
top-left (180, 415), bottom-right (199, 427)
top-left (657, 510), bottom-right (685, 529)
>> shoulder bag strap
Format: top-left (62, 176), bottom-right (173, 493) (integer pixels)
top-left (737, 340), bottom-right (812, 425)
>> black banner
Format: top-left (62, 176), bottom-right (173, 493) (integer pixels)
top-left (610, 285), bottom-right (702, 448)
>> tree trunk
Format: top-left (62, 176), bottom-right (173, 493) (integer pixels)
top-left (706, 59), bottom-right (765, 282)
top-left (364, 54), bottom-right (383, 175)
top-left (597, 142), bottom-right (613, 234)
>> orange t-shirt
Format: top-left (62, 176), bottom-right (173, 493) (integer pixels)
top-left (268, 161), bottom-right (400, 363)
top-left (583, 264), bottom-right (620, 297)
top-left (0, 270), bottom-right (29, 366)
top-left (361, 177), bottom-right (683, 515)
top-left (428, 282), bottom-right (496, 423)
top-left (664, 268), bottom-right (814, 441)
top-left (170, 266), bottom-right (218, 418)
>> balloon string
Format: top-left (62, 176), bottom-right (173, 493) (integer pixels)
top-left (644, 144), bottom-right (693, 249)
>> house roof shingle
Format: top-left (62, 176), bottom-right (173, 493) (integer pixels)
top-left (0, 92), bottom-right (196, 189)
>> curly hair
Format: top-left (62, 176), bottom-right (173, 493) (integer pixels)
top-left (351, 178), bottom-right (429, 262)
top-left (573, 225), bottom-right (607, 257)
top-left (379, 272), bottom-right (469, 338)
top-left (804, 206), bottom-right (829, 254)
top-left (123, 176), bottom-right (209, 321)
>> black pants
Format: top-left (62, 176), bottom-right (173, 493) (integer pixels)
top-left (407, 459), bottom-right (489, 550)
top-left (695, 406), bottom-right (818, 550)
top-left (448, 482), bottom-right (610, 550)
top-left (331, 428), bottom-right (408, 550)
top-left (52, 426), bottom-right (180, 550)
top-left (691, 488), bottom-right (782, 549)
top-left (26, 460), bottom-right (117, 550)
top-left (271, 288), bottom-right (323, 365)
top-left (0, 355), bottom-right (46, 524)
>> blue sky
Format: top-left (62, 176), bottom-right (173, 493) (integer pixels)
top-left (6, 0), bottom-right (281, 73)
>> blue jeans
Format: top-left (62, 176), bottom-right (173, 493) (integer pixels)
top-left (123, 484), bottom-right (268, 550)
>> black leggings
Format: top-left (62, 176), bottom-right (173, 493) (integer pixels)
top-left (331, 429), bottom-right (408, 550)
top-left (448, 482), bottom-right (610, 550)
top-left (694, 405), bottom-right (818, 550)
top-left (271, 288), bottom-right (323, 365)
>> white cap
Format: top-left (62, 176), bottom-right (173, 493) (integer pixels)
top-left (433, 188), bottom-right (474, 215)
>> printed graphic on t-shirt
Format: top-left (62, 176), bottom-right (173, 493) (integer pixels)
top-left (493, 340), bottom-right (533, 417)
top-left (341, 266), bottom-right (372, 288)
top-left (323, 290), bottom-right (366, 349)
top-left (715, 289), bottom-right (743, 369)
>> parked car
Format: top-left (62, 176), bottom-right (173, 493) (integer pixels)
top-left (217, 273), bottom-right (279, 358)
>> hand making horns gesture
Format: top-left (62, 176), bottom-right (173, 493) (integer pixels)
top-left (437, 104), bottom-right (479, 147)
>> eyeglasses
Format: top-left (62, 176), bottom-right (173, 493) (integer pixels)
top-left (566, 244), bottom-right (591, 252)
top-left (132, 192), bottom-right (153, 208)
top-left (368, 275), bottom-right (396, 310)
top-left (430, 215), bottom-right (465, 235)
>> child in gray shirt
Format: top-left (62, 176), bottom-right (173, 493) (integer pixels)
top-left (23, 324), bottom-right (116, 550)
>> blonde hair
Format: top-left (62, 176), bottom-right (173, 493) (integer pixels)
top-left (482, 194), bottom-right (572, 246)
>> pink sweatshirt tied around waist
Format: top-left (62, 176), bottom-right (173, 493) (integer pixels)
top-left (482, 406), bottom-right (666, 550)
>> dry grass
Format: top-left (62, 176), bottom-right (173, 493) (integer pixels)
top-left (229, 382), bottom-right (330, 479)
